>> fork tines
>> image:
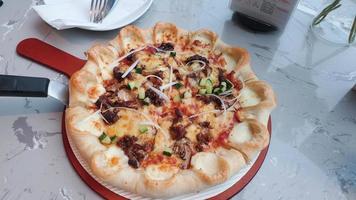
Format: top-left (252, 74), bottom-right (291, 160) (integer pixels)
top-left (90, 0), bottom-right (108, 23)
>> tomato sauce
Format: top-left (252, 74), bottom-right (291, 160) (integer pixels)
top-left (141, 153), bottom-right (178, 168)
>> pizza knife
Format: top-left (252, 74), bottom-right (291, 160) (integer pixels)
top-left (1, 38), bottom-right (86, 106)
top-left (0, 74), bottom-right (69, 105)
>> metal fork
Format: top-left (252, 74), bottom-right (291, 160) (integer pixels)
top-left (89, 0), bottom-right (108, 23)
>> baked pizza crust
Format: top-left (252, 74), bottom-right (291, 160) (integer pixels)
top-left (65, 22), bottom-right (276, 198)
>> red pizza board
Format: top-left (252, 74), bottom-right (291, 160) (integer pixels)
top-left (17, 38), bottom-right (272, 200)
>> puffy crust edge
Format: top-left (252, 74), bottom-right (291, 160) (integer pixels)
top-left (65, 106), bottom-right (106, 161)
top-left (237, 80), bottom-right (277, 125)
top-left (118, 25), bottom-right (146, 53)
top-left (228, 119), bottom-right (270, 161)
top-left (153, 22), bottom-right (178, 44)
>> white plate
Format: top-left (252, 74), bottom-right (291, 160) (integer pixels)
top-left (33, 0), bottom-right (154, 31)
top-left (85, 0), bottom-right (153, 31)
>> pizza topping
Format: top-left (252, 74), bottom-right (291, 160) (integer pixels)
top-left (117, 135), bottom-right (137, 150)
top-left (206, 94), bottom-right (227, 112)
top-left (143, 46), bottom-right (158, 55)
top-left (146, 86), bottom-right (168, 105)
top-left (101, 108), bottom-right (119, 124)
top-left (162, 147), bottom-right (173, 157)
top-left (185, 54), bottom-right (209, 64)
top-left (183, 90), bottom-right (192, 99)
top-left (116, 135), bottom-right (153, 168)
top-left (173, 69), bottom-right (183, 81)
top-left (169, 124), bottom-right (187, 140)
top-left (157, 42), bottom-right (174, 51)
top-left (121, 59), bottom-right (140, 79)
top-left (159, 82), bottom-right (178, 91)
top-left (198, 121), bottom-right (211, 128)
top-left (172, 139), bottom-right (192, 169)
top-left (163, 151), bottom-right (172, 157)
top-left (226, 71), bottom-right (243, 91)
top-left (218, 68), bottom-right (225, 83)
top-left (96, 91), bottom-right (139, 111)
top-left (113, 67), bottom-right (125, 82)
top-left (138, 88), bottom-right (146, 100)
top-left (175, 108), bottom-right (184, 119)
top-left (196, 132), bottom-right (212, 145)
top-left (138, 125), bottom-right (149, 133)
top-left (98, 132), bottom-right (112, 144)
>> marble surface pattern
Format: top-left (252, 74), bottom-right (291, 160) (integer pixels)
top-left (0, 0), bottom-right (355, 199)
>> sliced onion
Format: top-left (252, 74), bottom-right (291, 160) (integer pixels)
top-left (139, 121), bottom-right (169, 138)
top-left (148, 85), bottom-right (170, 102)
top-left (117, 46), bottom-right (146, 62)
top-left (147, 44), bottom-right (175, 54)
top-left (97, 110), bottom-right (110, 124)
top-left (144, 75), bottom-right (164, 82)
top-left (107, 46), bottom-right (146, 69)
top-left (206, 94), bottom-right (227, 117)
top-left (159, 82), bottom-right (178, 91)
top-left (223, 95), bottom-right (239, 102)
top-left (186, 60), bottom-right (206, 72)
top-left (219, 90), bottom-right (233, 96)
top-left (121, 59), bottom-right (140, 78)
top-left (227, 98), bottom-right (241, 111)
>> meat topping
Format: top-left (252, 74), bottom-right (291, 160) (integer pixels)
top-left (113, 67), bottom-right (124, 82)
top-left (117, 136), bottom-right (152, 169)
top-left (101, 108), bottom-right (119, 125)
top-left (218, 68), bottom-right (225, 83)
top-left (198, 121), bottom-right (211, 128)
top-left (158, 42), bottom-right (174, 51)
top-left (95, 92), bottom-right (138, 110)
top-left (226, 71), bottom-right (243, 91)
top-left (145, 88), bottom-right (164, 106)
top-left (173, 69), bottom-right (182, 81)
top-left (148, 76), bottom-right (162, 88)
top-left (185, 54), bottom-right (209, 64)
top-left (173, 139), bottom-right (192, 169)
top-left (117, 135), bottom-right (137, 150)
top-left (175, 108), bottom-right (184, 119)
top-left (196, 132), bottom-right (212, 145)
top-left (169, 124), bottom-right (187, 140)
top-left (196, 95), bottom-right (212, 104)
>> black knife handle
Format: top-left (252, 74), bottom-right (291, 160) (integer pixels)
top-left (0, 75), bottom-right (49, 97)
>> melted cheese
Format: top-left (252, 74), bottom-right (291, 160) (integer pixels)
top-left (191, 152), bottom-right (220, 176)
top-left (239, 87), bottom-right (260, 107)
top-left (185, 124), bottom-right (199, 142)
top-left (76, 111), bottom-right (103, 137)
top-left (191, 34), bottom-right (212, 47)
top-left (229, 122), bottom-right (252, 144)
top-left (145, 164), bottom-right (178, 181)
top-left (93, 146), bottom-right (128, 175)
top-left (136, 53), bottom-right (165, 71)
top-left (86, 83), bottom-right (106, 103)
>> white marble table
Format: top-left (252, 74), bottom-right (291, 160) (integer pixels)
top-left (0, 0), bottom-right (355, 199)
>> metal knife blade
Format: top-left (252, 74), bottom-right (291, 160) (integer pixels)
top-left (48, 80), bottom-right (68, 105)
top-left (0, 74), bottom-right (68, 105)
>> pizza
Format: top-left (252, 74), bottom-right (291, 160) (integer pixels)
top-left (65, 22), bottom-right (276, 198)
